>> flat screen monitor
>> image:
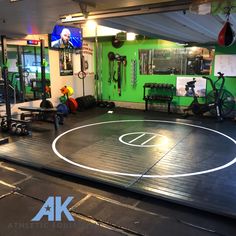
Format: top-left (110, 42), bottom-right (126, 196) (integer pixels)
top-left (49, 25), bottom-right (82, 50)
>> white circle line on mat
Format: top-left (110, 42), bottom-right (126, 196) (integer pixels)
top-left (52, 120), bottom-right (236, 178)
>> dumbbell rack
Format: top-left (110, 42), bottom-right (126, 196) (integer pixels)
top-left (143, 83), bottom-right (174, 113)
top-left (1, 117), bottom-right (30, 135)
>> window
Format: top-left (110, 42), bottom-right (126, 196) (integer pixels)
top-left (139, 47), bottom-right (214, 75)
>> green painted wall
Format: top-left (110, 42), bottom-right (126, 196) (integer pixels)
top-left (100, 39), bottom-right (236, 109)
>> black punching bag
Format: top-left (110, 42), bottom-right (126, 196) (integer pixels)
top-left (218, 21), bottom-right (235, 47)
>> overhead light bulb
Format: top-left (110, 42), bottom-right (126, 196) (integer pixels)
top-left (126, 32), bottom-right (136, 41)
top-left (86, 20), bottom-right (97, 30)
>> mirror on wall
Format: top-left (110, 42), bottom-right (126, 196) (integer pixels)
top-left (139, 47), bottom-right (214, 76)
top-left (0, 45), bottom-right (50, 104)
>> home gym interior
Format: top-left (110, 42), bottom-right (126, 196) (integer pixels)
top-left (0, 0), bottom-right (236, 233)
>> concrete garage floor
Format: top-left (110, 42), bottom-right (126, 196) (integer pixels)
top-left (0, 160), bottom-right (235, 236)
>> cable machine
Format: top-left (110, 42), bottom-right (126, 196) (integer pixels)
top-left (17, 45), bottom-right (25, 102)
top-left (1, 35), bottom-right (11, 131)
top-left (0, 35), bottom-right (30, 135)
top-left (39, 39), bottom-right (53, 108)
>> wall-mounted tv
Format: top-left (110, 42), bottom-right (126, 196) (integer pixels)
top-left (49, 25), bottom-right (82, 50)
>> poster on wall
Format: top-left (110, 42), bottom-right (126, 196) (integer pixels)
top-left (59, 50), bottom-right (73, 76)
top-left (73, 41), bottom-right (94, 78)
top-left (176, 77), bottom-right (207, 97)
top-left (214, 55), bottom-right (236, 76)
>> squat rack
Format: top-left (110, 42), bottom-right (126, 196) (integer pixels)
top-left (0, 36), bottom-right (50, 135)
top-left (1, 35), bottom-right (11, 131)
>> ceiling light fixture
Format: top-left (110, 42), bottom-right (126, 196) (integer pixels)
top-left (126, 32), bottom-right (136, 41)
top-left (10, 0), bottom-right (23, 2)
top-left (86, 20), bottom-right (97, 30)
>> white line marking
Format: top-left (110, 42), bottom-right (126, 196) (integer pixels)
top-left (141, 134), bottom-right (157, 146)
top-left (119, 132), bottom-right (167, 147)
top-left (52, 120), bottom-right (236, 178)
top-left (129, 133), bottom-right (146, 144)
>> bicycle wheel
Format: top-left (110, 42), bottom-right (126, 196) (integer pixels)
top-left (206, 89), bottom-right (235, 117)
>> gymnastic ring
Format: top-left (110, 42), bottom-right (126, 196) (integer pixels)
top-left (78, 71), bottom-right (86, 79)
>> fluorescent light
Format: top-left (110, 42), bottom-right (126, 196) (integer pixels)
top-left (65, 15), bottom-right (72, 21)
top-left (10, 0), bottom-right (22, 2)
top-left (126, 32), bottom-right (136, 41)
top-left (61, 16), bottom-right (85, 23)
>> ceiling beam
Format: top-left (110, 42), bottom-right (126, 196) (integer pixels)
top-left (61, 0), bottom-right (192, 23)
top-left (72, 0), bottom-right (96, 8)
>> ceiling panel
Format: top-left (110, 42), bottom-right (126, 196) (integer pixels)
top-left (100, 10), bottom-right (236, 44)
top-left (76, 0), bottom-right (184, 12)
top-left (0, 0), bottom-right (80, 36)
top-left (0, 0), bottom-right (234, 45)
top-left (0, 0), bottom-right (185, 37)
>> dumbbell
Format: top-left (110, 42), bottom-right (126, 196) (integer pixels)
top-left (10, 122), bottom-right (17, 133)
top-left (1, 118), bottom-right (8, 132)
top-left (21, 124), bottom-right (29, 135)
top-left (15, 124), bottom-right (23, 135)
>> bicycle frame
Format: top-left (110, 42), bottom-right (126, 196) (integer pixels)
top-left (184, 72), bottom-right (226, 121)
top-left (203, 72), bottom-right (225, 120)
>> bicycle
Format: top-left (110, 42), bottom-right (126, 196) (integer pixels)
top-left (183, 72), bottom-right (235, 121)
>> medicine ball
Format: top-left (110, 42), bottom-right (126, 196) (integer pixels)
top-left (112, 37), bottom-right (124, 48)
top-left (57, 103), bottom-right (69, 116)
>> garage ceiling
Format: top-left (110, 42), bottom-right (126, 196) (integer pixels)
top-left (99, 10), bottom-right (230, 44)
top-left (0, 0), bottom-right (235, 44)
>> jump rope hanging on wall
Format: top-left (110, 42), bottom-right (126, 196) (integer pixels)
top-left (108, 51), bottom-right (127, 96)
top-left (218, 6), bottom-right (235, 47)
top-left (77, 53), bottom-right (87, 97)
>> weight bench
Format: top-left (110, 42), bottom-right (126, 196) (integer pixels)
top-left (18, 106), bottom-right (63, 130)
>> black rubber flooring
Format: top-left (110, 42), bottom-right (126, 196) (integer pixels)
top-left (0, 108), bottom-right (236, 218)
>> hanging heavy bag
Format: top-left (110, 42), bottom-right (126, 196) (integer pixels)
top-left (218, 20), bottom-right (235, 47)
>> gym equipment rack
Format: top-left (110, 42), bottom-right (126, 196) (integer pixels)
top-left (0, 35), bottom-right (30, 135)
